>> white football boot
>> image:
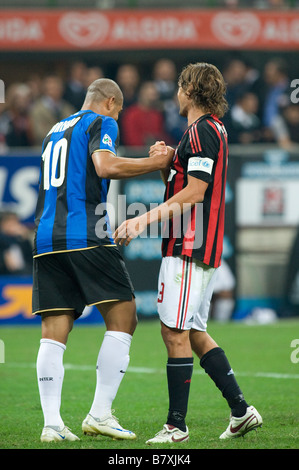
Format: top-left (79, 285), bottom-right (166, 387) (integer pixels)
top-left (40, 425), bottom-right (80, 442)
top-left (146, 424), bottom-right (189, 445)
top-left (82, 413), bottom-right (136, 440)
top-left (219, 406), bottom-right (263, 439)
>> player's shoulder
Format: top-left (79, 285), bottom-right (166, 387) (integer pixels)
top-left (195, 114), bottom-right (227, 143)
top-left (80, 112), bottom-right (116, 137)
top-left (194, 114), bottom-right (223, 132)
top-left (101, 114), bottom-right (118, 128)
top-left (80, 110), bottom-right (102, 128)
top-left (90, 112), bottom-right (117, 129)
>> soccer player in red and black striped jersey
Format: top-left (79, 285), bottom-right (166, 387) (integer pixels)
top-left (114, 63), bottom-right (262, 443)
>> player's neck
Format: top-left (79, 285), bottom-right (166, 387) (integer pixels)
top-left (187, 107), bottom-right (207, 127)
top-left (81, 101), bottom-right (101, 114)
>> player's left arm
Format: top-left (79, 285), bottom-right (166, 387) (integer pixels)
top-left (113, 173), bottom-right (208, 246)
top-left (185, 118), bottom-right (220, 185)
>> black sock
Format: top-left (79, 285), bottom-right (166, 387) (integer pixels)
top-left (166, 357), bottom-right (193, 432)
top-left (200, 347), bottom-right (249, 417)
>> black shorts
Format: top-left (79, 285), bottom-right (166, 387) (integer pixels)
top-left (32, 246), bottom-right (134, 320)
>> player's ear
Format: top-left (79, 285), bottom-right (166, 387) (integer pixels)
top-left (106, 96), bottom-right (116, 110)
top-left (185, 86), bottom-right (193, 99)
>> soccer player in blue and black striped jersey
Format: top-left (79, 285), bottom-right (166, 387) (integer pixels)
top-left (34, 78), bottom-right (172, 443)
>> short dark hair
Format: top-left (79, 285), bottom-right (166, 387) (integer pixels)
top-left (86, 78), bottom-right (123, 106)
top-left (178, 62), bottom-right (228, 118)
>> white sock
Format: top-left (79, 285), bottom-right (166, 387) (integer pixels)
top-left (89, 331), bottom-right (132, 420)
top-left (36, 338), bottom-right (66, 429)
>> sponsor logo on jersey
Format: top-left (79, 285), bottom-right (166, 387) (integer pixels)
top-left (188, 157), bottom-right (214, 174)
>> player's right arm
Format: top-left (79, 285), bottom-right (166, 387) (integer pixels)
top-left (89, 117), bottom-right (172, 179)
top-left (92, 150), bottom-right (173, 179)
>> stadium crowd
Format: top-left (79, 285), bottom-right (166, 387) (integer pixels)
top-left (3, 1), bottom-right (298, 9)
top-left (200, 0), bottom-right (299, 8)
top-left (0, 57), bottom-right (298, 153)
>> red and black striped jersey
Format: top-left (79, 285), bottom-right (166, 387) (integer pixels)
top-left (161, 113), bottom-right (228, 268)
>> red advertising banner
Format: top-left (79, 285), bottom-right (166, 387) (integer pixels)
top-left (0, 9), bottom-right (299, 51)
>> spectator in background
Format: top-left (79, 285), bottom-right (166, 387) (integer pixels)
top-left (30, 75), bottom-right (75, 146)
top-left (0, 211), bottom-right (33, 276)
top-left (153, 58), bottom-right (177, 103)
top-left (116, 64), bottom-right (141, 145)
top-left (116, 64), bottom-right (140, 109)
top-left (0, 83), bottom-right (33, 149)
top-left (152, 58), bottom-right (185, 145)
top-left (222, 0), bottom-right (240, 7)
top-left (222, 59), bottom-right (252, 110)
top-left (63, 61), bottom-right (87, 111)
top-left (228, 92), bottom-right (262, 144)
top-left (121, 81), bottom-right (172, 147)
top-left (262, 58), bottom-right (289, 129)
top-left (84, 66), bottom-right (104, 88)
top-left (254, 0), bottom-right (288, 8)
top-left (26, 74), bottom-right (43, 102)
top-left (270, 98), bottom-right (299, 149)
top-left (163, 92), bottom-right (187, 145)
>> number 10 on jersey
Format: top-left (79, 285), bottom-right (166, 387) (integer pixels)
top-left (41, 138), bottom-right (68, 190)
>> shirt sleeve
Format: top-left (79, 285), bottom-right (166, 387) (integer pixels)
top-left (185, 119), bottom-right (220, 184)
top-left (88, 116), bottom-right (119, 157)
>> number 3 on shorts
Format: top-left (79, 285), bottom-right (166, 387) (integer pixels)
top-left (158, 282), bottom-right (164, 303)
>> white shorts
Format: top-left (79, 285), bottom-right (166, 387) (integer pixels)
top-left (157, 255), bottom-right (218, 331)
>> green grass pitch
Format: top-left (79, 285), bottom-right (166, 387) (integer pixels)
top-left (0, 319), bottom-right (298, 450)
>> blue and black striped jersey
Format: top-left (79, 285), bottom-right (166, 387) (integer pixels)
top-left (33, 110), bottom-right (119, 257)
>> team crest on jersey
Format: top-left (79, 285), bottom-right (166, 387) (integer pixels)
top-left (102, 134), bottom-right (112, 147)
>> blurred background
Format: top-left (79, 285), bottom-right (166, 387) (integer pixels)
top-left (1, 0), bottom-right (299, 326)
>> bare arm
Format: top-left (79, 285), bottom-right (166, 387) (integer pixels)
top-left (92, 150), bottom-right (173, 179)
top-left (144, 174), bottom-right (208, 224)
top-left (114, 174), bottom-right (208, 246)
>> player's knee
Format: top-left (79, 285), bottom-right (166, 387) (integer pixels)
top-left (190, 329), bottom-right (218, 359)
top-left (41, 312), bottom-right (74, 345)
top-left (161, 322), bottom-right (189, 353)
top-left (115, 298), bottom-right (137, 336)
